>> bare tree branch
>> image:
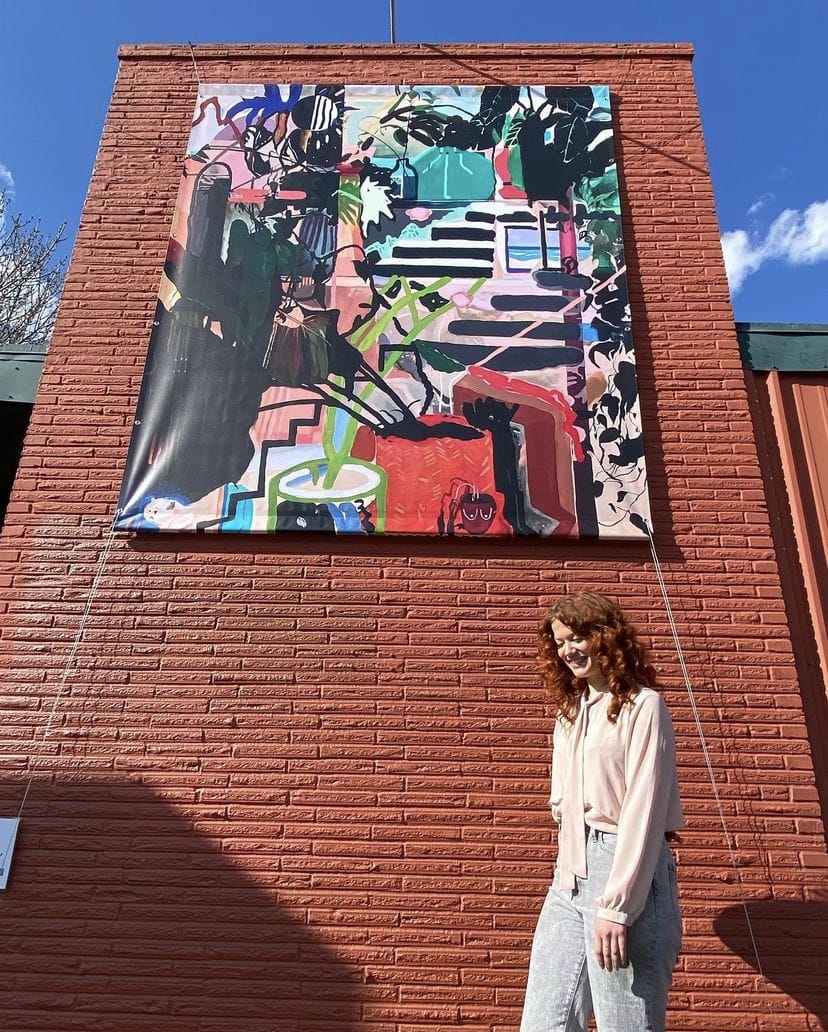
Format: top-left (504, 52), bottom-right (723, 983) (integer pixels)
top-left (0, 188), bottom-right (67, 353)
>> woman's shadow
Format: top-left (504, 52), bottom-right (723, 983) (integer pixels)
top-left (714, 900), bottom-right (828, 1028)
top-left (0, 775), bottom-right (364, 1032)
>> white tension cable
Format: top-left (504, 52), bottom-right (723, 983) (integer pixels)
top-left (642, 519), bottom-right (778, 1030)
top-left (0, 520), bottom-right (119, 886)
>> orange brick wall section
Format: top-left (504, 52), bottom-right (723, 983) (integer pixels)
top-left (1, 44), bottom-right (826, 1032)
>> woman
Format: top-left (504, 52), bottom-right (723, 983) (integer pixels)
top-left (520, 590), bottom-right (683, 1032)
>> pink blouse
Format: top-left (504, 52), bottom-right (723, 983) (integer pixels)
top-left (550, 685), bottom-right (684, 926)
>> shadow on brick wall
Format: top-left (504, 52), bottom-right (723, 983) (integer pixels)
top-left (0, 776), bottom-right (363, 1032)
top-left (714, 900), bottom-right (828, 1027)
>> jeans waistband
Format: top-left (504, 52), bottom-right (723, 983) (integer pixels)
top-left (588, 827), bottom-right (617, 842)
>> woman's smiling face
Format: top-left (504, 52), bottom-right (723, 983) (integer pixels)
top-left (550, 618), bottom-right (607, 689)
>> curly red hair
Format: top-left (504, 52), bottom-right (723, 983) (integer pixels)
top-left (538, 590), bottom-right (657, 725)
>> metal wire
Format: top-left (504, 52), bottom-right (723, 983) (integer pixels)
top-left (0, 521), bottom-right (119, 873)
top-left (188, 41), bottom-right (203, 87)
top-left (644, 519), bottom-right (777, 1026)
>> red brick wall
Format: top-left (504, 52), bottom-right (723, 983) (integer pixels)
top-left (1, 44), bottom-right (826, 1031)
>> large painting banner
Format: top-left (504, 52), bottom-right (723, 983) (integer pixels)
top-left (114, 84), bottom-right (651, 537)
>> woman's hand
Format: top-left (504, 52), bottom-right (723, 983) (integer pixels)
top-left (594, 917), bottom-right (627, 972)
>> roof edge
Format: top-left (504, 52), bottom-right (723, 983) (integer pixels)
top-left (117, 42), bottom-right (695, 60)
top-left (736, 322), bottom-right (828, 334)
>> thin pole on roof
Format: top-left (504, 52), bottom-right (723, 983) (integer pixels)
top-left (389, 0), bottom-right (397, 44)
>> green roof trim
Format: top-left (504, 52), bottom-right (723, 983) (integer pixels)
top-left (736, 322), bottom-right (828, 372)
top-left (0, 353), bottom-right (46, 404)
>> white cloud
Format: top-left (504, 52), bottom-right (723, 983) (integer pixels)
top-left (721, 230), bottom-right (762, 293)
top-left (747, 193), bottom-right (774, 218)
top-left (721, 200), bottom-right (828, 294)
top-left (0, 161), bottom-right (13, 192)
top-left (0, 161), bottom-right (14, 227)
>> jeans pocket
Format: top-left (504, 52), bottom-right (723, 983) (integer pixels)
top-left (667, 855), bottom-right (682, 939)
top-left (593, 830), bottom-right (617, 856)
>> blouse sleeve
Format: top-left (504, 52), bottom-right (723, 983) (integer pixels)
top-left (549, 716), bottom-right (567, 825)
top-left (595, 692), bottom-right (678, 926)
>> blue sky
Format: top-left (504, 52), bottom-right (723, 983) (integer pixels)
top-left (1, 0), bottom-right (825, 324)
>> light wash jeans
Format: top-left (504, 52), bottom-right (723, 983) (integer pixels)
top-left (520, 829), bottom-right (682, 1032)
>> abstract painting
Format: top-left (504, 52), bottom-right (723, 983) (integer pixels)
top-left (115, 84), bottom-right (651, 537)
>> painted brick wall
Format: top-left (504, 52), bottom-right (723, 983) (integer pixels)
top-left (1, 44), bottom-right (826, 1032)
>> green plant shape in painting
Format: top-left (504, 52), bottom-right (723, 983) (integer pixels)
top-left (413, 341), bottom-right (465, 374)
top-left (575, 171), bottom-right (623, 272)
top-left (576, 169), bottom-right (620, 214)
top-left (320, 275), bottom-right (486, 489)
top-left (335, 176), bottom-right (362, 226)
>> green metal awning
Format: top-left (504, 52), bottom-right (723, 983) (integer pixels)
top-left (737, 322), bottom-right (828, 372)
top-left (0, 352), bottom-right (46, 403)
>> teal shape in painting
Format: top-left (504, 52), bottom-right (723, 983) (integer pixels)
top-left (411, 147), bottom-right (495, 202)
